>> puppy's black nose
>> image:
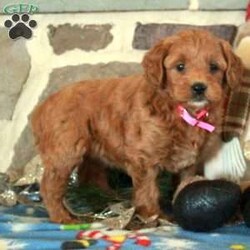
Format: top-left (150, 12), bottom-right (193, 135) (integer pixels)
top-left (192, 83), bottom-right (207, 95)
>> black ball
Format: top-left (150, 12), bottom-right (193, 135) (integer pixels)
top-left (173, 180), bottom-right (241, 232)
top-left (241, 187), bottom-right (250, 227)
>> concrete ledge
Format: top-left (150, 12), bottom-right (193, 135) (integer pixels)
top-left (199, 0), bottom-right (248, 10)
top-left (0, 1), bottom-right (247, 13)
top-left (0, 0), bottom-right (189, 13)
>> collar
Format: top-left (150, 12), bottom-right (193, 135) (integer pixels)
top-left (177, 105), bottom-right (215, 133)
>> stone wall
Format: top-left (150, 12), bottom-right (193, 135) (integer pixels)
top-left (0, 0), bottom-right (247, 177)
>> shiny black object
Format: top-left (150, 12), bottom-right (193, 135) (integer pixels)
top-left (173, 180), bottom-right (241, 232)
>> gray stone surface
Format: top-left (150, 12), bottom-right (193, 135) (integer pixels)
top-left (8, 125), bottom-right (37, 181)
top-left (199, 0), bottom-right (248, 10)
top-left (0, 28), bottom-right (31, 120)
top-left (42, 62), bottom-right (142, 99)
top-left (48, 24), bottom-right (113, 55)
top-left (0, 0), bottom-right (189, 13)
top-left (133, 23), bottom-right (238, 50)
top-left (9, 62), bottom-right (142, 176)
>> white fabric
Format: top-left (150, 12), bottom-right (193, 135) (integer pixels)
top-left (204, 137), bottom-right (247, 183)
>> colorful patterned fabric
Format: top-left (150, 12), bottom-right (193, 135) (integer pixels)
top-left (0, 204), bottom-right (250, 250)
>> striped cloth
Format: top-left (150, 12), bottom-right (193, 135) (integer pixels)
top-left (221, 1), bottom-right (250, 142)
top-left (222, 69), bottom-right (250, 142)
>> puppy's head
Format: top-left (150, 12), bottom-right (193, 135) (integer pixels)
top-left (142, 29), bottom-right (243, 108)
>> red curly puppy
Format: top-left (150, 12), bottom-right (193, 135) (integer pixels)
top-left (31, 30), bottom-right (243, 224)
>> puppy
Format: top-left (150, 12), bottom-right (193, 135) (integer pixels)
top-left (31, 29), bottom-right (243, 224)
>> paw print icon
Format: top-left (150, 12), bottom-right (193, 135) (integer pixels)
top-left (4, 13), bottom-right (37, 39)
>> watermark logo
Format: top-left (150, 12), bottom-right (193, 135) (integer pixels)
top-left (3, 4), bottom-right (38, 40)
top-left (3, 4), bottom-right (38, 14)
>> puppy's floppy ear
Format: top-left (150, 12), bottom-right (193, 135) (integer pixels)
top-left (220, 40), bottom-right (244, 90)
top-left (142, 38), bottom-right (174, 89)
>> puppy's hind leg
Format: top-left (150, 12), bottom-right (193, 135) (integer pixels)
top-left (41, 158), bottom-right (81, 223)
top-left (40, 146), bottom-right (87, 224)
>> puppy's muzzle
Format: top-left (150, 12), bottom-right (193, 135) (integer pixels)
top-left (191, 82), bottom-right (207, 101)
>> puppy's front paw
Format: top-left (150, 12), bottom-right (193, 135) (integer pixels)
top-left (135, 205), bottom-right (161, 222)
top-left (51, 214), bottom-right (80, 224)
top-left (135, 213), bottom-right (159, 224)
top-left (49, 207), bottom-right (80, 224)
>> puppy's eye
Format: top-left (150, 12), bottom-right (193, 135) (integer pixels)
top-left (176, 63), bottom-right (185, 72)
top-left (210, 63), bottom-right (219, 73)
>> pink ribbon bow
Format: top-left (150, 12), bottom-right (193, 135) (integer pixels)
top-left (177, 105), bottom-right (215, 133)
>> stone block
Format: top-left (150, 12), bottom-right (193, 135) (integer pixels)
top-left (133, 23), bottom-right (238, 50)
top-left (48, 24), bottom-right (113, 54)
top-left (42, 62), bottom-right (142, 99)
top-left (8, 125), bottom-right (37, 181)
top-left (199, 0), bottom-right (248, 10)
top-left (0, 28), bottom-right (31, 120)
